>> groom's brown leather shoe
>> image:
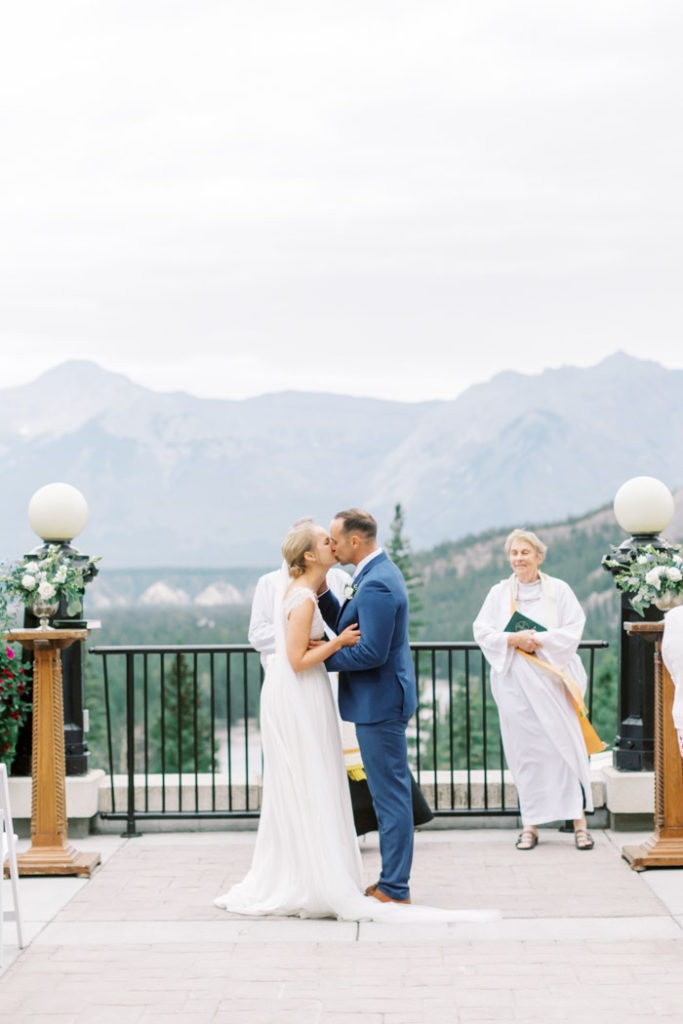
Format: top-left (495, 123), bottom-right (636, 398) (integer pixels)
top-left (364, 883), bottom-right (379, 896)
top-left (368, 887), bottom-right (411, 904)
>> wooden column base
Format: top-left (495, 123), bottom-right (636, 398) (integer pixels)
top-left (3, 629), bottom-right (99, 879)
top-left (621, 622), bottom-right (683, 871)
top-left (14, 843), bottom-right (101, 878)
top-left (622, 831), bottom-right (683, 871)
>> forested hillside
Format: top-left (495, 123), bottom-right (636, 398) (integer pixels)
top-left (415, 504), bottom-right (622, 647)
top-left (80, 502), bottom-right (631, 772)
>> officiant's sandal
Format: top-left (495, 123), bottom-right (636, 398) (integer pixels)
top-left (574, 828), bottom-right (594, 851)
top-left (515, 828), bottom-right (538, 850)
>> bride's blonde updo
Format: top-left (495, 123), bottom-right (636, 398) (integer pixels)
top-left (281, 518), bottom-right (319, 578)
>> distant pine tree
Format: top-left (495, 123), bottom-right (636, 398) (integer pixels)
top-left (83, 653), bottom-right (114, 772)
top-left (386, 503), bottom-right (424, 638)
top-left (150, 654), bottom-right (216, 773)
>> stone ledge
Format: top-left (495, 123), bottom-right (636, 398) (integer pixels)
top-left (8, 769), bottom-right (106, 819)
top-left (6, 763), bottom-right (658, 835)
top-left (9, 769), bottom-right (106, 838)
top-left (601, 764), bottom-right (654, 814)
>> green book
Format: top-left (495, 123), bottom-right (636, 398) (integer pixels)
top-left (504, 610), bottom-right (547, 633)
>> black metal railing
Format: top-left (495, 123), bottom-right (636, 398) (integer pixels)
top-left (89, 640), bottom-right (610, 835)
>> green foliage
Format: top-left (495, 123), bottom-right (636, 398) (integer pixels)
top-left (83, 508), bottom-right (622, 779)
top-left (385, 502), bottom-right (424, 638)
top-left (416, 513), bottom-right (622, 654)
top-left (407, 510), bottom-right (622, 769)
top-left (585, 652), bottom-right (619, 749)
top-left (149, 654), bottom-right (217, 774)
top-left (602, 543), bottom-right (683, 616)
top-left (1, 545), bottom-right (100, 617)
top-left (86, 606), bottom-right (255, 774)
top-left (413, 661), bottom-right (504, 773)
top-left (0, 635), bottom-right (31, 771)
top-left (83, 651), bottom-right (110, 772)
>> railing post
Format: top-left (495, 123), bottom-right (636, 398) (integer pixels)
top-left (87, 640), bottom-right (611, 828)
top-left (122, 652), bottom-right (140, 837)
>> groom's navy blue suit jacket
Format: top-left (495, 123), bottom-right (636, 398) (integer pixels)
top-left (320, 551), bottom-right (418, 724)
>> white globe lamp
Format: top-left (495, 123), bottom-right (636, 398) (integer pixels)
top-left (28, 483), bottom-right (89, 543)
top-left (613, 476), bottom-right (674, 538)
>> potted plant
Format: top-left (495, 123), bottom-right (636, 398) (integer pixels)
top-left (602, 543), bottom-right (683, 616)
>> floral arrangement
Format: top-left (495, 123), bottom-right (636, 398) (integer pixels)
top-left (0, 637), bottom-right (31, 770)
top-left (0, 544), bottom-right (100, 618)
top-left (602, 543), bottom-right (683, 616)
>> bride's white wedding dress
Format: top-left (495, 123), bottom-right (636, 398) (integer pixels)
top-left (214, 574), bottom-right (498, 924)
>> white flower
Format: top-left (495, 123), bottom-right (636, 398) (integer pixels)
top-left (637, 555), bottom-right (649, 564)
top-left (37, 580), bottom-right (56, 600)
top-left (645, 568), bottom-right (663, 589)
top-left (667, 567), bottom-right (682, 582)
top-left (54, 566), bottom-right (68, 584)
top-left (21, 574), bottom-right (36, 590)
top-left (344, 584), bottom-right (358, 600)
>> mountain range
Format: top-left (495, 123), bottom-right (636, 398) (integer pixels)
top-left (0, 353), bottom-right (681, 566)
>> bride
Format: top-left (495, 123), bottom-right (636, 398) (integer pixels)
top-left (214, 519), bottom-right (497, 923)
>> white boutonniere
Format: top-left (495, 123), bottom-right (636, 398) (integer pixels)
top-left (344, 583), bottom-right (358, 601)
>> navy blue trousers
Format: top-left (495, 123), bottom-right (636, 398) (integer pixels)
top-left (355, 718), bottom-right (413, 901)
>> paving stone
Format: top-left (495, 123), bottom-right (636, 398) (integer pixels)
top-left (2, 828), bottom-right (683, 1023)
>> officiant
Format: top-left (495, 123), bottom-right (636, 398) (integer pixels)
top-left (473, 528), bottom-right (602, 852)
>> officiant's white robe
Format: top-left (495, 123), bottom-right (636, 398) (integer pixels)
top-left (473, 574), bottom-right (593, 826)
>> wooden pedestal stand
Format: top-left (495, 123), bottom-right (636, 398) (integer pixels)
top-left (3, 629), bottom-right (100, 877)
top-left (622, 621), bottom-right (683, 870)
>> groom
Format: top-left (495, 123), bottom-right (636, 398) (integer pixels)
top-left (319, 508), bottom-right (418, 904)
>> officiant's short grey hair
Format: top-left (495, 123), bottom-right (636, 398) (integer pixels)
top-left (504, 528), bottom-right (547, 558)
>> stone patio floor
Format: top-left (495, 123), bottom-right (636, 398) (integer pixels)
top-left (2, 827), bottom-right (683, 1023)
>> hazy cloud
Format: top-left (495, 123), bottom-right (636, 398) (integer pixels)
top-left (2, 1), bottom-right (682, 399)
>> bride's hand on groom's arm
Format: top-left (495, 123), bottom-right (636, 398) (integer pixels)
top-left (287, 602), bottom-right (359, 672)
top-left (337, 623), bottom-right (361, 648)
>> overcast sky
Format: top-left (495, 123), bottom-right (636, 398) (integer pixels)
top-left (1, 1), bottom-right (682, 402)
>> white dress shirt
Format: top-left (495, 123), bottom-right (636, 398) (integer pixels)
top-left (352, 546), bottom-right (383, 581)
top-left (248, 565), bottom-right (352, 669)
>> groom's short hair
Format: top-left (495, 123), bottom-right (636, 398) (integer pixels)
top-left (334, 508), bottom-right (377, 541)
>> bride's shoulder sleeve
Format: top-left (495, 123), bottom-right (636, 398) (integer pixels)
top-left (283, 587), bottom-right (316, 616)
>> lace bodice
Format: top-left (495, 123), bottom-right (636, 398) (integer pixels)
top-left (283, 586), bottom-right (325, 640)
